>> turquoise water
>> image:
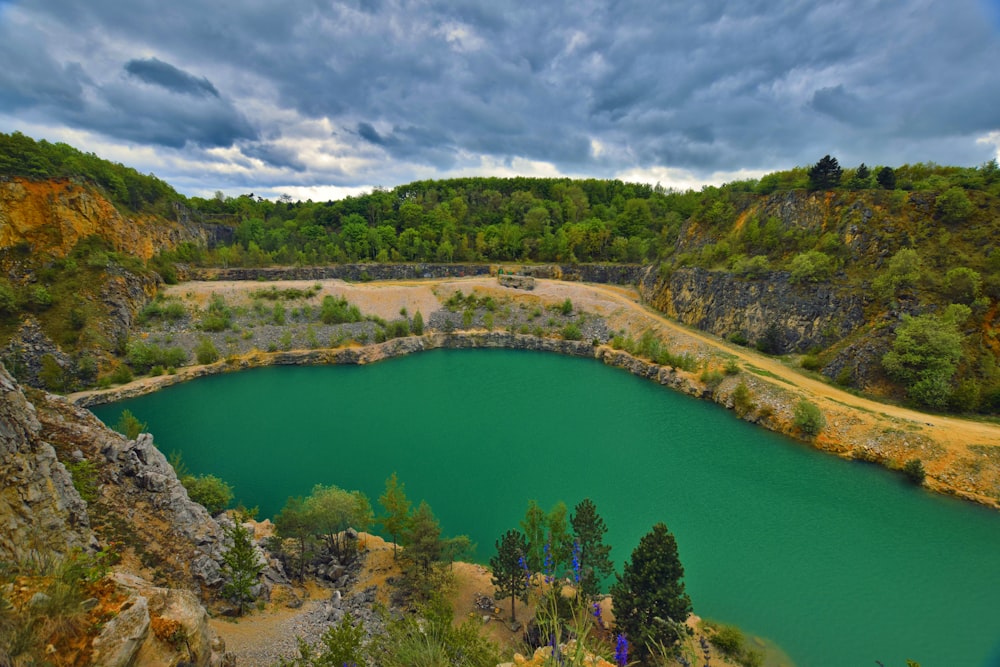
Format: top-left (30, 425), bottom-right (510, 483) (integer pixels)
top-left (91, 350), bottom-right (1000, 667)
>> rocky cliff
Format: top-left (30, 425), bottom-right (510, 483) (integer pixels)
top-left (0, 177), bottom-right (209, 261)
top-left (0, 363), bottom-right (93, 561)
top-left (639, 266), bottom-right (867, 354)
top-left (0, 361), bottom-right (231, 665)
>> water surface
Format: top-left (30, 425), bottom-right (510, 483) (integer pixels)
top-left (91, 350), bottom-right (1000, 667)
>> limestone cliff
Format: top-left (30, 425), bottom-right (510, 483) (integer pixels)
top-left (0, 177), bottom-right (209, 261)
top-left (639, 266), bottom-right (866, 354)
top-left (0, 363), bottom-right (93, 560)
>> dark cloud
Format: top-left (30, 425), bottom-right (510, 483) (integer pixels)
top-left (1, 0), bottom-right (998, 192)
top-left (124, 58), bottom-right (219, 98)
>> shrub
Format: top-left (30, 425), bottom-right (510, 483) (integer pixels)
top-left (801, 354), bottom-right (822, 371)
top-left (902, 459), bottom-right (926, 485)
top-left (66, 460), bottom-right (98, 503)
top-left (789, 250), bottom-right (833, 283)
top-left (793, 399), bottom-right (825, 436)
top-left (195, 336), bottom-right (220, 365)
top-left (411, 310), bottom-right (424, 335)
top-left (114, 409), bottom-right (146, 439)
top-left (732, 381), bottom-right (754, 417)
top-left (181, 474), bottom-right (234, 514)
top-left (560, 298), bottom-right (573, 315)
top-left (109, 364), bottom-right (134, 385)
top-left (320, 296), bottom-right (363, 324)
top-left (561, 324), bottom-right (582, 340)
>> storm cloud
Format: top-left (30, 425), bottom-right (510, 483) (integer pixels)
top-left (0, 0), bottom-right (998, 196)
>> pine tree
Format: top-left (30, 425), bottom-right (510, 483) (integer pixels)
top-left (490, 529), bottom-right (529, 622)
top-left (399, 500), bottom-right (443, 601)
top-left (610, 522), bottom-right (692, 659)
top-left (808, 155), bottom-right (843, 190)
top-left (221, 520), bottom-right (265, 616)
top-left (378, 472), bottom-right (411, 558)
top-left (876, 166), bottom-right (897, 190)
top-left (571, 498), bottom-right (614, 599)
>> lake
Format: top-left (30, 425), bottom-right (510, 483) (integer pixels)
top-left (90, 349), bottom-right (1000, 666)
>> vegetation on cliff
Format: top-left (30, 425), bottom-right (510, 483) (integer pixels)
top-left (2, 131), bottom-right (999, 414)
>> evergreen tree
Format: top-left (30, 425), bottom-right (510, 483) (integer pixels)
top-left (399, 500), bottom-right (444, 601)
top-left (876, 165), bottom-right (897, 189)
top-left (808, 155), bottom-right (843, 190)
top-left (378, 472), bottom-right (411, 558)
top-left (490, 529), bottom-right (529, 622)
top-left (571, 498), bottom-right (614, 598)
top-left (610, 522), bottom-right (692, 660)
top-left (221, 520), bottom-right (265, 616)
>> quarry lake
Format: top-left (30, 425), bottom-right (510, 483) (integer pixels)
top-left (91, 349), bottom-right (1000, 667)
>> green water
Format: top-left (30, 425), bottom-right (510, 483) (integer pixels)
top-left (91, 349), bottom-right (1000, 667)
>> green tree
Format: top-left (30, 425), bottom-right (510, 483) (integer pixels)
top-left (304, 484), bottom-right (372, 564)
top-left (0, 281), bottom-right (16, 316)
top-left (378, 472), bottom-right (411, 558)
top-left (876, 166), bottom-right (897, 189)
top-left (38, 354), bottom-right (66, 392)
top-left (113, 409), bottom-right (146, 440)
top-left (793, 399), bottom-right (826, 436)
top-left (195, 336), bottom-right (220, 364)
top-left (181, 474), bottom-right (234, 515)
top-left (611, 522), bottom-right (692, 660)
top-left (882, 305), bottom-right (971, 409)
top-left (490, 529), bottom-right (529, 622)
top-left (546, 501), bottom-right (573, 575)
top-left (788, 250), bottom-right (834, 283)
top-left (943, 267), bottom-right (982, 304)
top-left (571, 498), bottom-right (614, 599)
top-left (275, 496), bottom-right (316, 582)
top-left (935, 187), bottom-right (973, 225)
top-left (221, 520), bottom-right (264, 616)
top-left (411, 310), bottom-right (424, 335)
top-left (808, 155), bottom-right (843, 190)
top-left (399, 500), bottom-right (444, 601)
top-left (873, 248), bottom-right (923, 301)
top-left (520, 500), bottom-right (548, 572)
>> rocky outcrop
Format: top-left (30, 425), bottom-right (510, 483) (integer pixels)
top-left (30, 392), bottom-right (225, 593)
top-left (91, 572), bottom-right (230, 667)
top-left (0, 362), bottom-right (93, 561)
top-left (639, 266), bottom-right (867, 354)
top-left (0, 177), bottom-right (210, 261)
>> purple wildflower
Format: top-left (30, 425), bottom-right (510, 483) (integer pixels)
top-left (571, 540), bottom-right (581, 584)
top-left (591, 601), bottom-right (604, 628)
top-left (614, 634), bottom-right (629, 667)
top-left (543, 541), bottom-right (553, 583)
top-left (519, 555), bottom-right (531, 589)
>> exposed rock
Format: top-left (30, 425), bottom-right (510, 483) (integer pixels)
top-left (639, 266), bottom-right (866, 354)
top-left (91, 594), bottom-right (150, 667)
top-left (498, 273), bottom-right (535, 290)
top-left (0, 362), bottom-right (93, 561)
top-left (30, 390), bottom-right (225, 593)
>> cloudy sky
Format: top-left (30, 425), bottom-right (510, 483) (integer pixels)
top-left (1, 0), bottom-right (999, 200)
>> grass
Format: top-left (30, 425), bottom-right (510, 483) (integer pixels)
top-left (744, 364), bottom-right (795, 386)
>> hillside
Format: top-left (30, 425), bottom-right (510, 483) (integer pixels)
top-left (1, 132), bottom-right (999, 416)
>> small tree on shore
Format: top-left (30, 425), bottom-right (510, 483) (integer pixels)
top-left (221, 520), bottom-right (264, 616)
top-left (491, 529), bottom-right (529, 622)
top-left (378, 472), bottom-right (411, 558)
top-left (571, 498), bottom-right (614, 598)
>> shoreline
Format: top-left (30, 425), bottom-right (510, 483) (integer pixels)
top-left (69, 328), bottom-right (1000, 512)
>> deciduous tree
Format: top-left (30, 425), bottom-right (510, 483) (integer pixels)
top-left (378, 472), bottom-right (411, 558)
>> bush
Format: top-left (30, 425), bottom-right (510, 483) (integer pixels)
top-left (732, 381), bottom-right (754, 417)
top-left (789, 250), bottom-right (834, 283)
top-left (560, 298), bottom-right (573, 315)
top-left (109, 364), bottom-right (134, 385)
top-left (561, 324), bottom-right (582, 340)
top-left (793, 399), bottom-right (825, 436)
top-left (113, 409), bottom-right (146, 439)
top-left (66, 460), bottom-right (98, 503)
top-left (194, 336), bottom-right (219, 364)
top-left (801, 354), bottom-right (822, 371)
top-left (182, 474), bottom-right (234, 515)
top-left (902, 459), bottom-right (926, 485)
top-left (411, 310), bottom-right (424, 335)
top-left (320, 295), bottom-right (363, 324)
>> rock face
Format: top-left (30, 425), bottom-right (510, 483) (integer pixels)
top-left (639, 266), bottom-right (867, 354)
top-left (30, 392), bottom-right (225, 593)
top-left (0, 177), bottom-right (210, 261)
top-left (0, 363), bottom-right (93, 561)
